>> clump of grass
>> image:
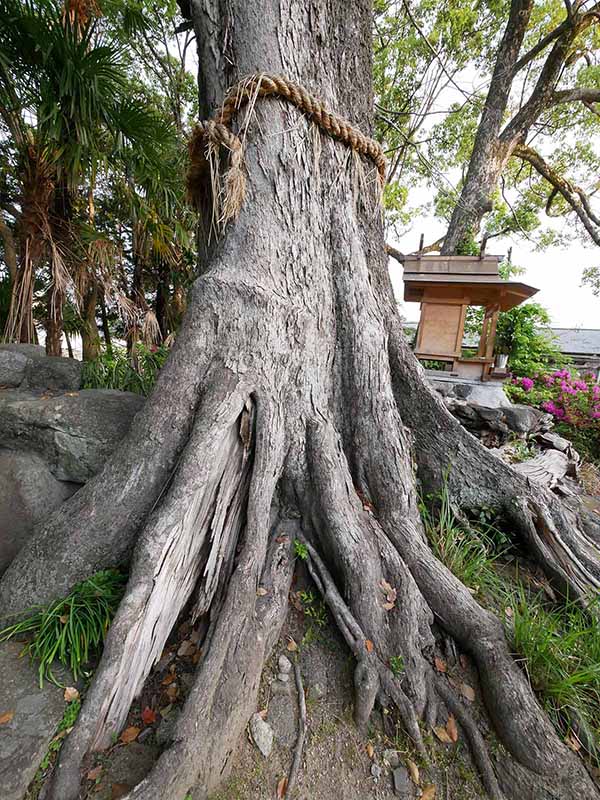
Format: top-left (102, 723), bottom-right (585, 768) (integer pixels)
top-left (510, 587), bottom-right (600, 755)
top-left (420, 478), bottom-right (600, 760)
top-left (81, 344), bottom-right (169, 396)
top-left (419, 482), bottom-right (506, 599)
top-left (0, 570), bottom-right (126, 686)
top-left (298, 589), bottom-right (328, 627)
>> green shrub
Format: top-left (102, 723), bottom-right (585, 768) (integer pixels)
top-left (0, 570), bottom-right (126, 686)
top-left (81, 343), bottom-right (169, 396)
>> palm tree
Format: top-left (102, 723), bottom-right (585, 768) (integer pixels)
top-left (0, 0), bottom-right (170, 354)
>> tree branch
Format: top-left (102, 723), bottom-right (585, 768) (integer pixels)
top-left (514, 142), bottom-right (600, 245)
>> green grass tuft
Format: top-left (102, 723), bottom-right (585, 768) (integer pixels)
top-left (0, 570), bottom-right (126, 686)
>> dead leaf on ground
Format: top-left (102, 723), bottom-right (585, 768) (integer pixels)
top-left (258, 708), bottom-right (268, 720)
top-left (119, 726), bottom-right (140, 744)
top-left (256, 587), bottom-right (268, 596)
top-left (434, 656), bottom-right (447, 673)
top-left (159, 704), bottom-right (172, 718)
top-left (365, 639), bottom-right (374, 653)
top-left (141, 706), bottom-right (156, 725)
top-left (460, 682), bottom-right (475, 702)
top-left (64, 686), bottom-right (80, 702)
top-left (111, 783), bottom-right (131, 799)
top-left (87, 766), bottom-right (103, 781)
top-left (178, 621), bottom-right (191, 637)
top-left (366, 742), bottom-right (374, 759)
top-left (166, 685), bottom-right (179, 701)
top-left (421, 785), bottom-right (436, 800)
top-left (433, 725), bottom-right (453, 744)
top-left (286, 636), bottom-right (298, 652)
top-left (0, 710), bottom-right (14, 725)
top-left (161, 673), bottom-right (177, 686)
top-left (459, 653), bottom-right (469, 669)
top-left (446, 714), bottom-right (458, 742)
top-left (276, 775), bottom-right (288, 798)
top-left (275, 536), bottom-right (288, 544)
top-left (504, 606), bottom-right (513, 618)
top-left (565, 732), bottom-right (582, 752)
top-left (406, 759), bottom-right (419, 785)
top-left (59, 615), bottom-right (68, 624)
top-left (177, 640), bottom-right (196, 657)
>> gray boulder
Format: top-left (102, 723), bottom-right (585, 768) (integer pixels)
top-left (0, 343), bottom-right (82, 391)
top-left (0, 640), bottom-right (72, 800)
top-left (0, 389), bottom-right (144, 482)
top-left (0, 350), bottom-right (29, 388)
top-left (0, 450), bottom-right (78, 575)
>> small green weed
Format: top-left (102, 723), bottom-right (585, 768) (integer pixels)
top-left (26, 700), bottom-right (81, 799)
top-left (293, 539), bottom-right (308, 560)
top-left (298, 589), bottom-right (328, 627)
top-left (0, 570), bottom-right (126, 686)
top-left (390, 655), bottom-right (404, 677)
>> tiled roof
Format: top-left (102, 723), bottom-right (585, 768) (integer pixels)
top-left (402, 321), bottom-right (600, 356)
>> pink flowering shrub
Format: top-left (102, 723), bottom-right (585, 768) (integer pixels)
top-left (505, 369), bottom-right (600, 463)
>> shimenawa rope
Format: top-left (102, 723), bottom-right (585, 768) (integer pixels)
top-left (187, 73), bottom-right (387, 226)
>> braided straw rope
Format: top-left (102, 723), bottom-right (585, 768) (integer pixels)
top-left (187, 73), bottom-right (387, 226)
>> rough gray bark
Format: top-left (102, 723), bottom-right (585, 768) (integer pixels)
top-left (4, 2), bottom-right (600, 800)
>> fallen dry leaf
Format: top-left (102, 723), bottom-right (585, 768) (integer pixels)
top-left (505, 606), bottom-right (513, 618)
top-left (64, 686), bottom-right (80, 703)
top-left (178, 621), bottom-right (191, 637)
top-left (421, 785), bottom-right (436, 800)
top-left (275, 536), bottom-right (288, 544)
top-left (166, 685), bottom-right (179, 701)
top-left (111, 784), bottom-right (131, 800)
top-left (119, 726), bottom-right (140, 744)
top-left (433, 725), bottom-right (453, 744)
top-left (406, 759), bottom-right (419, 785)
top-left (192, 650), bottom-right (201, 665)
top-left (177, 640), bottom-right (196, 657)
top-left (256, 587), bottom-right (268, 596)
top-left (565, 732), bottom-right (582, 752)
top-left (59, 615), bottom-right (68, 624)
top-left (258, 708), bottom-right (268, 720)
top-left (276, 775), bottom-right (288, 798)
top-left (434, 656), bottom-right (447, 673)
top-left (459, 654), bottom-right (469, 669)
top-left (365, 639), bottom-right (374, 653)
top-left (87, 766), bottom-right (103, 781)
top-left (159, 704), bottom-right (172, 718)
top-left (286, 636), bottom-right (298, 652)
top-left (161, 673), bottom-right (177, 686)
top-left (382, 601), bottom-right (395, 611)
top-left (141, 706), bottom-right (156, 725)
top-left (366, 742), bottom-right (374, 759)
top-left (460, 682), bottom-right (475, 702)
top-left (0, 710), bottom-right (14, 725)
top-left (446, 714), bottom-right (458, 743)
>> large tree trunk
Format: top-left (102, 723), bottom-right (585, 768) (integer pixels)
top-left (3, 3), bottom-right (600, 799)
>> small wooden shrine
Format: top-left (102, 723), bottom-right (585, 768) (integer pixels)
top-left (401, 251), bottom-right (538, 380)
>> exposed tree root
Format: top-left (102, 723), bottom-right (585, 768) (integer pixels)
top-left (286, 660), bottom-right (307, 798)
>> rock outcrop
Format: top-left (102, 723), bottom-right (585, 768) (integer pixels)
top-left (0, 345), bottom-right (144, 575)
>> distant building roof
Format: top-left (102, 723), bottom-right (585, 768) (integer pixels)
top-left (401, 321), bottom-right (600, 356)
top-left (549, 328), bottom-right (600, 356)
